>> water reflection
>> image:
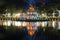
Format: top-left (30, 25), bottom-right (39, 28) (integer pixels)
top-left (0, 20), bottom-right (59, 29)
top-left (3, 20), bottom-right (12, 26)
top-left (58, 21), bottom-right (60, 29)
top-left (12, 21), bottom-right (22, 27)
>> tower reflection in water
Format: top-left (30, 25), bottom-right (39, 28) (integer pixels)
top-left (0, 20), bottom-right (60, 40)
top-left (2, 21), bottom-right (60, 30)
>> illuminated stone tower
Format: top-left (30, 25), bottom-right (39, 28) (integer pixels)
top-left (29, 6), bottom-right (35, 12)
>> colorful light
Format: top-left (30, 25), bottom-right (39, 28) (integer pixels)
top-left (28, 30), bottom-right (35, 36)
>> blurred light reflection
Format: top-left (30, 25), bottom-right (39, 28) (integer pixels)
top-left (0, 20), bottom-right (59, 29)
top-left (3, 20), bottom-right (12, 26)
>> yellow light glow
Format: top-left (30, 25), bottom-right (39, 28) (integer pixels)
top-left (22, 22), bottom-right (27, 27)
top-left (3, 21), bottom-right (11, 26)
top-left (3, 21), bottom-right (7, 26)
top-left (8, 21), bottom-right (11, 26)
top-left (27, 26), bottom-right (32, 30)
top-left (14, 21), bottom-right (21, 26)
top-left (15, 13), bottom-right (20, 17)
top-left (52, 21), bottom-right (55, 28)
top-left (29, 6), bottom-right (35, 11)
top-left (28, 30), bottom-right (35, 36)
top-left (36, 22), bottom-right (40, 26)
top-left (42, 22), bottom-right (45, 27)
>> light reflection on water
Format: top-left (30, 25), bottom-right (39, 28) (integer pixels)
top-left (58, 21), bottom-right (60, 29)
top-left (0, 20), bottom-right (60, 29)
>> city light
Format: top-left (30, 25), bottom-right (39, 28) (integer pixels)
top-left (52, 21), bottom-right (55, 28)
top-left (3, 20), bottom-right (12, 26)
top-left (15, 13), bottom-right (21, 17)
top-left (42, 22), bottom-right (45, 27)
top-left (36, 22), bottom-right (40, 26)
top-left (22, 22), bottom-right (27, 27)
top-left (29, 6), bottom-right (35, 11)
top-left (58, 21), bottom-right (60, 29)
top-left (12, 21), bottom-right (21, 27)
top-left (7, 13), bottom-right (11, 17)
top-left (28, 30), bottom-right (35, 36)
top-left (27, 26), bottom-right (32, 30)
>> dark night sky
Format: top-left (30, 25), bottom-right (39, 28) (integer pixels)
top-left (0, 0), bottom-right (60, 13)
top-left (0, 0), bottom-right (60, 6)
top-left (0, 0), bottom-right (60, 10)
